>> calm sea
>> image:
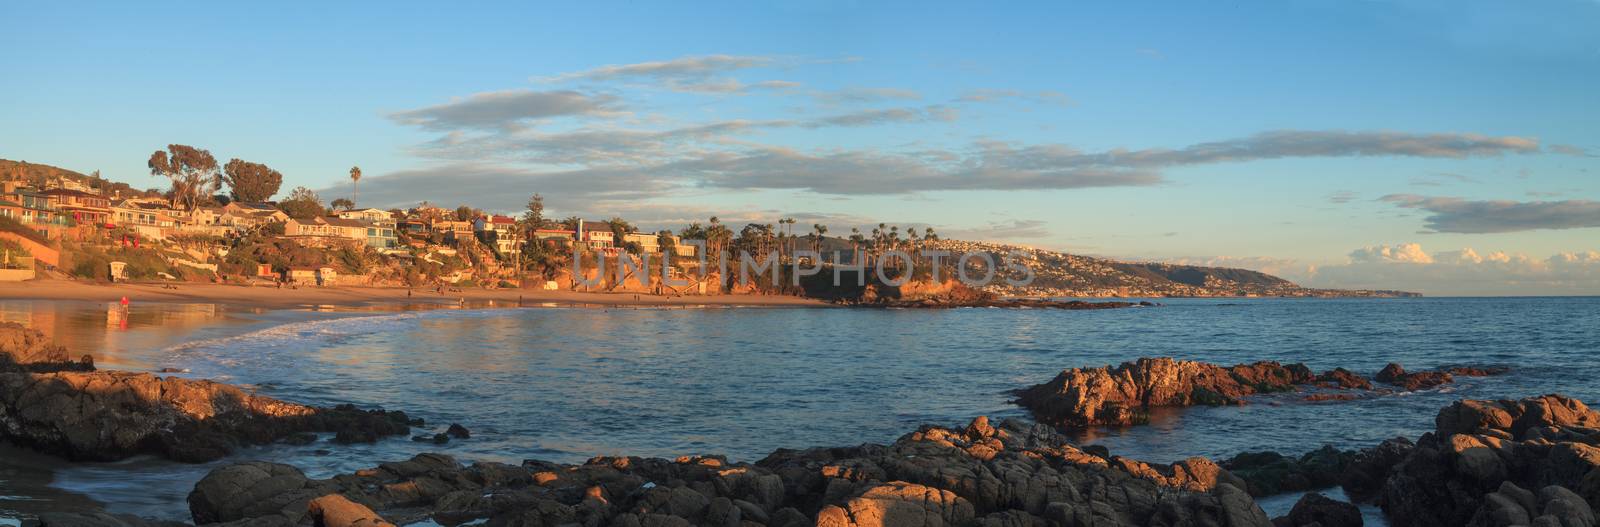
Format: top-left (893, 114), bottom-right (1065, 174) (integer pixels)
top-left (1, 297), bottom-right (1596, 523)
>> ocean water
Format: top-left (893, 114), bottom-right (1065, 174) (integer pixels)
top-left (2, 297), bottom-right (1598, 523)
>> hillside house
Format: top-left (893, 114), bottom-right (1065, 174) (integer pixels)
top-left (41, 188), bottom-right (110, 225)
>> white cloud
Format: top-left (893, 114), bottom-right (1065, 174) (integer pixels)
top-left (1306, 243), bottom-right (1600, 295)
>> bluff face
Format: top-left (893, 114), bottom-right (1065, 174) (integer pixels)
top-left (923, 239), bottom-right (1419, 298)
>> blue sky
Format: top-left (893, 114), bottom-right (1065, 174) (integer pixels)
top-left (3, 1), bottom-right (1598, 294)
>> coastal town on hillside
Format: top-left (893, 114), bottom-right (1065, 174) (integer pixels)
top-left (0, 156), bottom-right (1413, 298)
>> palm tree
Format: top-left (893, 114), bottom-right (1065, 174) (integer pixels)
top-left (811, 223), bottom-right (828, 254)
top-left (349, 166), bottom-right (362, 206)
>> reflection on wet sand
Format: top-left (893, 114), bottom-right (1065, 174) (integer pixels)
top-left (0, 301), bottom-right (246, 370)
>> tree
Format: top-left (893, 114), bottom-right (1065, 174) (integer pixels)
top-left (454, 205), bottom-right (479, 222)
top-left (349, 166), bottom-right (362, 206)
top-left (656, 230), bottom-right (676, 255)
top-left (811, 223), bottom-right (828, 254)
top-left (330, 198), bottom-right (355, 211)
top-left (606, 217), bottom-right (636, 243)
top-left (278, 186), bottom-right (325, 219)
top-left (519, 193), bottom-right (545, 231)
top-left (148, 144), bottom-right (221, 210)
top-left (222, 158), bottom-right (283, 203)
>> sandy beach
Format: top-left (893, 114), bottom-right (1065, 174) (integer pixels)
top-left (0, 279), bottom-right (831, 309)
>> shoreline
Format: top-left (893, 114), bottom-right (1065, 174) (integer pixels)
top-left (0, 279), bottom-right (834, 310)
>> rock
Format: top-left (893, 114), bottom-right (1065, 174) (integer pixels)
top-left (188, 462), bottom-right (331, 524)
top-left (1222, 446), bottom-right (1357, 497)
top-left (192, 417), bottom-right (1271, 527)
top-left (1374, 362), bottom-right (1505, 392)
top-left (1280, 492), bottom-right (1362, 527)
top-left (0, 322), bottom-right (91, 373)
top-left (1377, 395), bottom-right (1600, 527)
top-left (0, 371), bottom-right (412, 462)
top-left (1314, 368), bottom-right (1374, 390)
top-left (1374, 363), bottom-right (1406, 383)
top-left (446, 423), bottom-right (470, 439)
top-left (1013, 358), bottom-right (1320, 427)
top-left (1341, 437), bottom-right (1413, 501)
top-left (816, 482), bottom-right (975, 527)
top-left (308, 494), bottom-right (394, 527)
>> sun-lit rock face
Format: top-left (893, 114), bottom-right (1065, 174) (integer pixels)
top-left (1373, 394), bottom-right (1600, 527)
top-left (0, 321), bottom-right (91, 372)
top-left (186, 416), bottom-right (1271, 527)
top-left (0, 370), bottom-right (413, 462)
top-left (0, 324), bottom-right (415, 463)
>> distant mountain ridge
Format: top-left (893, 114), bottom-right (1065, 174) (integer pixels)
top-left (925, 239), bottom-right (1418, 298)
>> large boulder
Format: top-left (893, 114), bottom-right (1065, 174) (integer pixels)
top-left (1378, 395), bottom-right (1600, 527)
top-left (0, 322), bottom-right (90, 373)
top-left (815, 482), bottom-right (974, 527)
top-left (188, 462), bottom-right (333, 524)
top-left (1276, 492), bottom-right (1363, 527)
top-left (1222, 446), bottom-right (1358, 497)
top-left (1013, 357), bottom-right (1322, 427)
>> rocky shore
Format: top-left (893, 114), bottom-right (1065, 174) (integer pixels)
top-left (0, 322), bottom-right (416, 463)
top-left (28, 394), bottom-right (1600, 527)
top-left (7, 326), bottom-right (1596, 527)
top-left (860, 299), bottom-right (1154, 310)
top-left (1013, 357), bottom-right (1508, 428)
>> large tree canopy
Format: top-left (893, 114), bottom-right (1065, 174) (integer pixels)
top-left (147, 144), bottom-right (220, 211)
top-left (278, 186), bottom-right (326, 219)
top-left (222, 158), bottom-right (283, 203)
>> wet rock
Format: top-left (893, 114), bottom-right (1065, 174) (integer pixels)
top-left (446, 423), bottom-right (470, 439)
top-left (308, 494), bottom-right (394, 527)
top-left (194, 416), bottom-right (1272, 527)
top-left (1014, 357), bottom-right (1321, 427)
top-left (815, 482), bottom-right (975, 527)
top-left (188, 462), bottom-right (332, 524)
top-left (1375, 363), bottom-right (1454, 391)
top-left (1377, 395), bottom-right (1600, 527)
top-left (0, 371), bottom-right (412, 462)
top-left (1341, 437), bottom-right (1414, 501)
top-left (1276, 492), bottom-right (1362, 527)
top-left (0, 322), bottom-right (92, 373)
top-left (1314, 368), bottom-right (1374, 390)
top-left (1221, 446), bottom-right (1357, 497)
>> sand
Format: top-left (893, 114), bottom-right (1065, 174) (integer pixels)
top-left (0, 279), bottom-right (831, 309)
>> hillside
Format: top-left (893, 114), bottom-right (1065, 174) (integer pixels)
top-left (924, 239), bottom-right (1418, 298)
top-left (0, 159), bottom-right (151, 197)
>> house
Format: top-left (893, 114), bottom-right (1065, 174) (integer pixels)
top-left (473, 215), bottom-right (521, 254)
top-left (336, 208), bottom-right (393, 223)
top-left (110, 200), bottom-right (178, 240)
top-left (360, 220), bottom-right (398, 249)
top-left (285, 216), bottom-right (353, 241)
top-left (620, 232), bottom-right (694, 255)
top-left (398, 219), bottom-right (429, 234)
top-left (575, 220), bottom-right (614, 250)
top-left (41, 188), bottom-right (111, 225)
top-left (10, 189), bottom-right (60, 226)
top-left (337, 209), bottom-right (397, 249)
top-left (220, 203), bottom-right (288, 230)
top-left (433, 220), bottom-right (473, 245)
